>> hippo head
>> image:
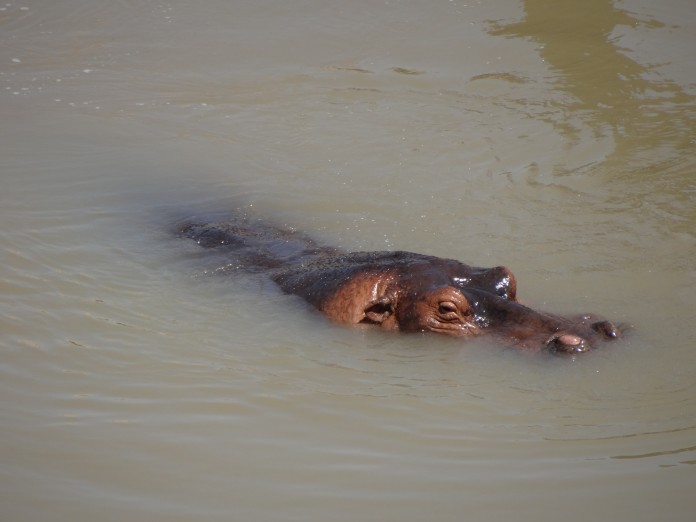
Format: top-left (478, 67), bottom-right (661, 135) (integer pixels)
top-left (351, 261), bottom-right (619, 353)
top-left (392, 282), bottom-right (620, 353)
top-left (275, 250), bottom-right (620, 354)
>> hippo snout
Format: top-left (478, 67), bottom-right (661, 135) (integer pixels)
top-left (546, 320), bottom-right (621, 355)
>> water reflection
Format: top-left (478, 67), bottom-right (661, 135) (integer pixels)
top-left (490, 0), bottom-right (695, 172)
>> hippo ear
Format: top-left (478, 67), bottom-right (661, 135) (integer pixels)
top-left (362, 296), bottom-right (395, 325)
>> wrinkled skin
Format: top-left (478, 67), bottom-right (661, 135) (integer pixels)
top-left (180, 219), bottom-right (621, 354)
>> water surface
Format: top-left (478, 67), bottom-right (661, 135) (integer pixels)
top-left (1, 1), bottom-right (695, 521)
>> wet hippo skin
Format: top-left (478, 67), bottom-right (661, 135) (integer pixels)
top-left (180, 218), bottom-right (621, 354)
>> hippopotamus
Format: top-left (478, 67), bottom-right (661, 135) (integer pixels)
top-left (179, 218), bottom-right (621, 354)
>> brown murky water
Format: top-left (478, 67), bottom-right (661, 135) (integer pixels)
top-left (2, 1), bottom-right (695, 521)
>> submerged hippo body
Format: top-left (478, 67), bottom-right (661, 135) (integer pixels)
top-left (180, 219), bottom-right (620, 354)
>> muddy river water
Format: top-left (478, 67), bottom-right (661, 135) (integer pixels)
top-left (1, 1), bottom-right (695, 521)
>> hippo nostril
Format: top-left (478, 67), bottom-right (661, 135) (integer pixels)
top-left (591, 320), bottom-right (621, 339)
top-left (547, 334), bottom-right (590, 355)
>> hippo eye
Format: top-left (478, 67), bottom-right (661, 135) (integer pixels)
top-left (438, 301), bottom-right (459, 317)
